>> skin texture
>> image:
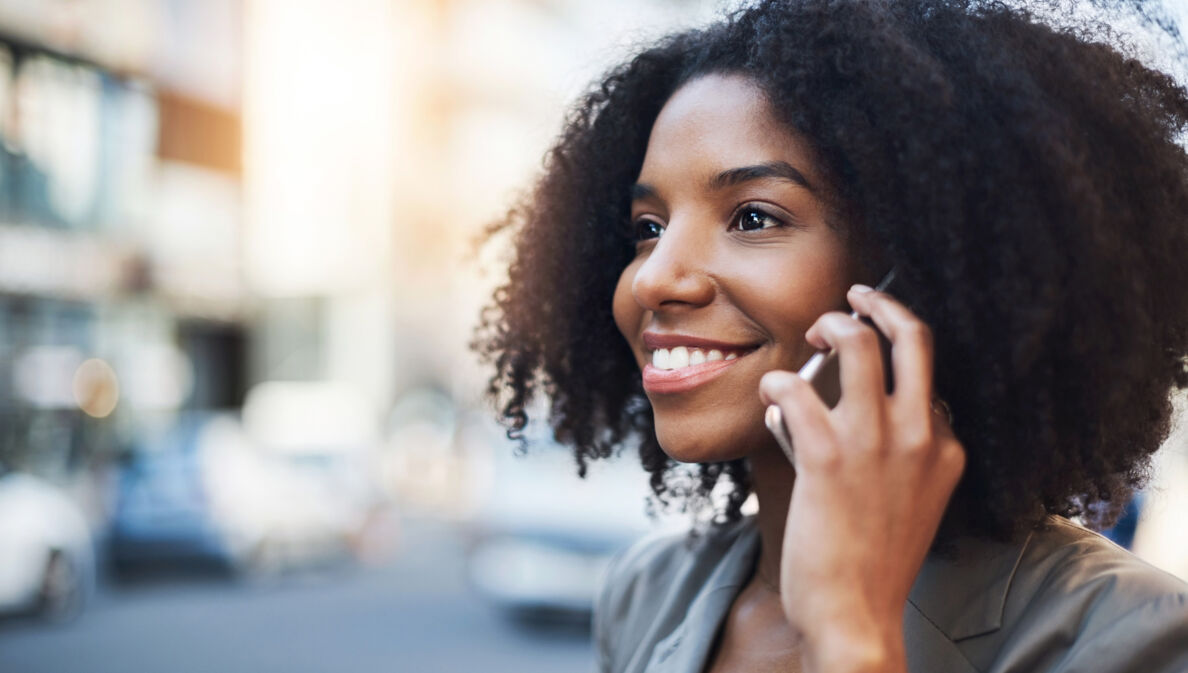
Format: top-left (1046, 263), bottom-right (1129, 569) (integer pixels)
top-left (613, 73), bottom-right (963, 673)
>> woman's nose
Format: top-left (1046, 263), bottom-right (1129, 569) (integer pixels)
top-left (631, 220), bottom-right (715, 311)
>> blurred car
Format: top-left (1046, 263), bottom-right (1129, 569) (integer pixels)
top-left (0, 466), bottom-right (95, 621)
top-left (109, 406), bottom-right (384, 577)
top-left (463, 422), bottom-right (680, 620)
top-left (106, 414), bottom-right (241, 575)
top-left (236, 382), bottom-right (386, 571)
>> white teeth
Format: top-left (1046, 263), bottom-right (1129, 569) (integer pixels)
top-left (653, 348), bottom-right (670, 368)
top-left (669, 346), bottom-right (689, 369)
top-left (651, 346), bottom-right (744, 370)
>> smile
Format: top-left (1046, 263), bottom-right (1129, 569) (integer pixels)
top-left (650, 346), bottom-right (740, 369)
top-left (641, 343), bottom-right (759, 394)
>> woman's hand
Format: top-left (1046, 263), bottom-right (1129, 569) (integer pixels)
top-left (759, 284), bottom-right (965, 673)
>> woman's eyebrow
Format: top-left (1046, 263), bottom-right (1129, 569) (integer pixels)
top-left (709, 161), bottom-right (814, 192)
top-left (630, 160), bottom-right (813, 201)
top-left (630, 183), bottom-right (658, 201)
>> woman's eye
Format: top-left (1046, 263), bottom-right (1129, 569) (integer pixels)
top-left (633, 219), bottom-right (665, 241)
top-left (732, 207), bottom-right (783, 232)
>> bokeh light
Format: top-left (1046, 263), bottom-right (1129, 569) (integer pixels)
top-left (72, 357), bottom-right (119, 418)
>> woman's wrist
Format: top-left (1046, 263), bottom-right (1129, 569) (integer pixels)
top-left (800, 616), bottom-right (907, 673)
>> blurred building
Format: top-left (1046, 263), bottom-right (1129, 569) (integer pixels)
top-left (0, 0), bottom-right (727, 549)
top-left (239, 0), bottom-right (723, 513)
top-left (0, 1), bottom-right (244, 497)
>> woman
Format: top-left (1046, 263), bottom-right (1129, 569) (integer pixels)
top-left (474, 1), bottom-right (1188, 671)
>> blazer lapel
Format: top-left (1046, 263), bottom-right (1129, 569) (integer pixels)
top-left (643, 524), bottom-right (761, 673)
top-left (902, 529), bottom-right (1034, 671)
top-left (904, 601), bottom-right (982, 672)
top-left (909, 530), bottom-right (1032, 641)
top-left (640, 520), bottom-right (1033, 673)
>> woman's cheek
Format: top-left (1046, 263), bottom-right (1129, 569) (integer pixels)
top-left (612, 261), bottom-right (645, 363)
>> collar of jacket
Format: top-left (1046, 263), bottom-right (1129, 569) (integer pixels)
top-left (907, 528), bottom-right (1034, 641)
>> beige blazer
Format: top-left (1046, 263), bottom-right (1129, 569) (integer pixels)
top-left (593, 515), bottom-right (1188, 673)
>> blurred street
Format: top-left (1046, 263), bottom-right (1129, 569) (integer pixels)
top-left (0, 516), bottom-right (593, 673)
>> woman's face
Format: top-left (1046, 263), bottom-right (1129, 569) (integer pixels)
top-left (613, 73), bottom-right (860, 464)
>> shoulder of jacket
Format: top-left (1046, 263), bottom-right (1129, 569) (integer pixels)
top-left (980, 518), bottom-right (1188, 672)
top-left (919, 516), bottom-right (1188, 672)
top-left (988, 516), bottom-right (1188, 654)
top-left (1023, 516), bottom-right (1188, 607)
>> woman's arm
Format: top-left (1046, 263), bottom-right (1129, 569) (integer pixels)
top-left (760, 284), bottom-right (965, 673)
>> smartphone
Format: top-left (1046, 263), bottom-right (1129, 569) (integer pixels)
top-left (765, 267), bottom-right (898, 465)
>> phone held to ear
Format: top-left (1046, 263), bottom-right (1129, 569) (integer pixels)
top-left (765, 268), bottom-right (898, 467)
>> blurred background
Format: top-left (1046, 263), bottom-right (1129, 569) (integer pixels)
top-left (0, 1), bottom-right (1184, 672)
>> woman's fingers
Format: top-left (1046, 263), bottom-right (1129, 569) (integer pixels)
top-left (770, 284), bottom-right (950, 469)
top-left (846, 285), bottom-right (934, 415)
top-left (803, 311), bottom-right (888, 428)
top-left (759, 370), bottom-right (833, 466)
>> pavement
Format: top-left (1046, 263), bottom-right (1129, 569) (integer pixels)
top-left (0, 516), bottom-right (594, 673)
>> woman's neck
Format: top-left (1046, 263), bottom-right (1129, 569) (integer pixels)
top-left (749, 444), bottom-right (797, 593)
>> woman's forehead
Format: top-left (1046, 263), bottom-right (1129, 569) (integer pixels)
top-left (638, 73), bottom-right (822, 189)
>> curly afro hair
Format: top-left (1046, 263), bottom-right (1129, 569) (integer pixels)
top-left (473, 0), bottom-right (1188, 541)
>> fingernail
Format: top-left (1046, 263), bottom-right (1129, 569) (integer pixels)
top-left (760, 369), bottom-right (793, 387)
top-left (759, 370), bottom-right (796, 398)
top-left (850, 284), bottom-right (873, 294)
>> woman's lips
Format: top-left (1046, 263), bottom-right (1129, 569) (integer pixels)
top-left (642, 332), bottom-right (755, 351)
top-left (641, 356), bottom-right (746, 394)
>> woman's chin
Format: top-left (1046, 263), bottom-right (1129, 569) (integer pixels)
top-left (654, 424), bottom-right (754, 464)
top-left (652, 403), bottom-right (770, 464)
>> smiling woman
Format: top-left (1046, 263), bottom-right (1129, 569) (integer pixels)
top-left (613, 74), bottom-right (856, 466)
top-left (473, 1), bottom-right (1188, 671)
